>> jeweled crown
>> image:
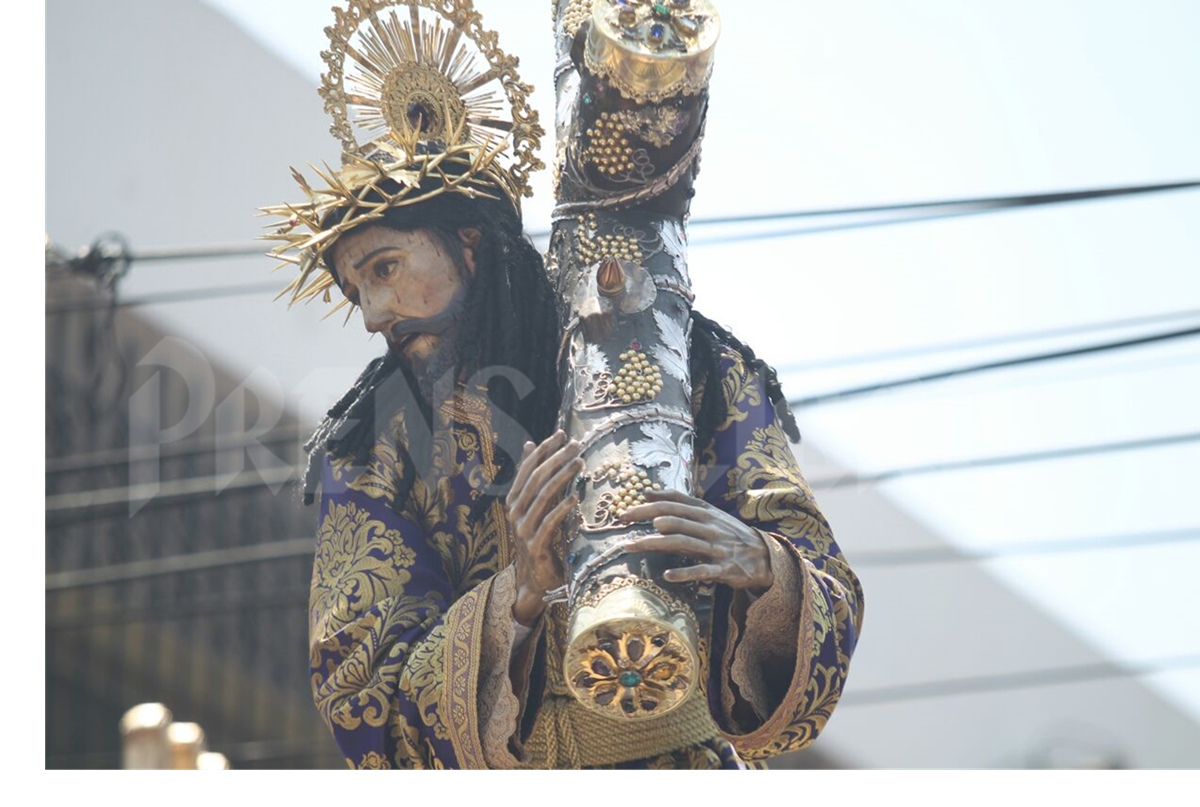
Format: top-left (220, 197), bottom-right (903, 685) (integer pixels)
top-left (259, 0), bottom-right (544, 319)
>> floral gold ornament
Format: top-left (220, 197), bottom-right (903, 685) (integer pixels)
top-left (259, 0), bottom-right (545, 317)
top-left (610, 106), bottom-right (689, 148)
top-left (564, 575), bottom-right (699, 720)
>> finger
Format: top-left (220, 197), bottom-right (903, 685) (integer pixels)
top-left (510, 433), bottom-right (573, 518)
top-left (516, 439), bottom-right (584, 517)
top-left (506, 439), bottom-right (536, 507)
top-left (624, 534), bottom-right (720, 560)
top-left (532, 493), bottom-right (579, 556)
top-left (618, 500), bottom-right (711, 525)
top-left (663, 563), bottom-right (724, 583)
top-left (645, 488), bottom-right (708, 508)
top-left (524, 456), bottom-right (585, 531)
top-left (514, 438), bottom-right (583, 519)
top-left (647, 516), bottom-right (722, 543)
top-left (509, 431), bottom-right (562, 506)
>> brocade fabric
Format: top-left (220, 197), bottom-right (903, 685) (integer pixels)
top-left (307, 345), bottom-right (864, 769)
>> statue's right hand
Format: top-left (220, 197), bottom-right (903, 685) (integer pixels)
top-left (506, 429), bottom-right (584, 626)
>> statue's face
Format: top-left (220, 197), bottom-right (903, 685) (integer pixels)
top-left (330, 225), bottom-right (479, 368)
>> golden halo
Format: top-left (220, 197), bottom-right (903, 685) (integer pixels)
top-left (319, 0), bottom-right (543, 200)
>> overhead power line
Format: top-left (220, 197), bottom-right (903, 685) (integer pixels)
top-left (670, 179), bottom-right (1200, 229)
top-left (790, 324), bottom-right (1200, 408)
top-left (808, 431), bottom-right (1200, 492)
top-left (533, 179), bottom-right (1200, 239)
top-left (44, 431), bottom-right (1200, 524)
top-left (852, 526), bottom-right (1199, 568)
top-left (45, 280), bottom-right (285, 316)
top-left (777, 306), bottom-right (1200, 374)
top-left (46, 179), bottom-right (1200, 315)
top-left (841, 653), bottom-right (1200, 708)
top-left (42, 318), bottom-right (1200, 482)
top-left (40, 306), bottom-right (1200, 477)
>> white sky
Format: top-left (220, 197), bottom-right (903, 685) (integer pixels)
top-left (199, 0), bottom-right (1200, 721)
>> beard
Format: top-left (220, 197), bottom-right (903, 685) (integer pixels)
top-left (388, 284), bottom-right (469, 405)
top-left (406, 333), bottom-right (461, 405)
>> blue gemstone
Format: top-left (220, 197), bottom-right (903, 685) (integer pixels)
top-left (583, 93), bottom-right (592, 105)
top-left (649, 23), bottom-right (665, 39)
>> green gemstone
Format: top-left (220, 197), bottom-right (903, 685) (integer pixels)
top-left (653, 3), bottom-right (670, 17)
top-left (618, 671), bottom-right (642, 687)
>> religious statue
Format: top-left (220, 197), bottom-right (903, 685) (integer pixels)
top-left (261, 0), bottom-right (864, 769)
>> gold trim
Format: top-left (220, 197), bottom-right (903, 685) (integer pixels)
top-left (442, 577), bottom-right (492, 768)
top-left (584, 0), bottom-right (721, 105)
top-left (716, 537), bottom-right (817, 759)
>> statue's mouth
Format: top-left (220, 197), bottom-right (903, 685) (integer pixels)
top-left (391, 332), bottom-right (421, 354)
top-left (387, 285), bottom-right (470, 354)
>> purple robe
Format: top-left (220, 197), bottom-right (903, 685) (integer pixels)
top-left (307, 346), bottom-right (863, 768)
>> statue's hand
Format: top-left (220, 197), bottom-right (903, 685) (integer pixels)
top-left (505, 429), bottom-right (583, 626)
top-left (618, 489), bottom-right (775, 596)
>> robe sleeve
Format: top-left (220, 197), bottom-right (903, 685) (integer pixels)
top-left (695, 347), bottom-right (866, 761)
top-left (307, 454), bottom-right (548, 770)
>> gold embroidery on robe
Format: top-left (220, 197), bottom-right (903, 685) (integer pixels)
top-left (690, 345), bottom-right (864, 762)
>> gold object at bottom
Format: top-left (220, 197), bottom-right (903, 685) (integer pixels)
top-left (520, 593), bottom-right (715, 768)
top-left (563, 579), bottom-right (699, 720)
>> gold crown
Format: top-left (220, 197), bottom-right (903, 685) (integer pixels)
top-left (259, 0), bottom-right (544, 320)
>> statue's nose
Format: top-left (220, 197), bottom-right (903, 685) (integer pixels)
top-left (362, 301), bottom-right (393, 336)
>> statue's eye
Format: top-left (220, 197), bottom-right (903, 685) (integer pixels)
top-left (375, 260), bottom-right (397, 280)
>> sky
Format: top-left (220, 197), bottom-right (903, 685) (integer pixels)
top-left (198, 0), bottom-right (1200, 722)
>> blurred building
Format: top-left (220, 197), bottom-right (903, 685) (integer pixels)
top-left (45, 271), bottom-right (339, 768)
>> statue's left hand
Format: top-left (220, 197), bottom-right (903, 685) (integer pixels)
top-left (618, 489), bottom-right (775, 596)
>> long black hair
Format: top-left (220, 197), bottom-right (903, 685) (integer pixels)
top-left (300, 183), bottom-right (562, 512)
top-left (299, 182), bottom-right (800, 513)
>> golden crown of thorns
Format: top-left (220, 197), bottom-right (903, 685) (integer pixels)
top-left (259, 0), bottom-right (544, 321)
